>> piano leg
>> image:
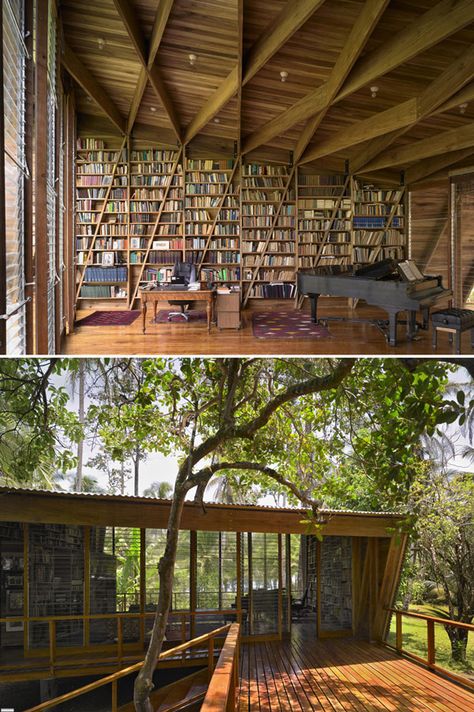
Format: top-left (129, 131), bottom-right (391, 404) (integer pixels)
top-left (407, 311), bottom-right (417, 340)
top-left (386, 309), bottom-right (399, 346)
top-left (308, 293), bottom-right (319, 323)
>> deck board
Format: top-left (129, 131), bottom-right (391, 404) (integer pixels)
top-left (239, 633), bottom-right (474, 712)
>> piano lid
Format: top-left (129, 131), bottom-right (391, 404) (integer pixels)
top-left (353, 258), bottom-right (398, 280)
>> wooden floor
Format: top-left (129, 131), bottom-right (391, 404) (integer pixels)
top-left (63, 299), bottom-right (471, 355)
top-left (239, 633), bottom-right (474, 711)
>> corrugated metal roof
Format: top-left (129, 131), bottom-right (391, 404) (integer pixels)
top-left (0, 485), bottom-right (403, 517)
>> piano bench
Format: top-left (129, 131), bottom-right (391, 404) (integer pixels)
top-left (431, 308), bottom-right (474, 354)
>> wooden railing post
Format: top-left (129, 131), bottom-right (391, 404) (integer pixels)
top-left (395, 611), bottom-right (402, 653)
top-left (427, 619), bottom-right (435, 667)
top-left (49, 620), bottom-right (56, 676)
top-left (111, 679), bottom-right (118, 712)
top-left (117, 616), bottom-right (123, 666)
top-left (208, 636), bottom-right (215, 680)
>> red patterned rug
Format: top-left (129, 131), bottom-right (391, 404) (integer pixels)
top-left (252, 311), bottom-right (331, 339)
top-left (77, 310), bottom-right (140, 326)
top-left (154, 309), bottom-right (207, 324)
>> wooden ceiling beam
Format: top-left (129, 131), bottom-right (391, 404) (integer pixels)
top-left (362, 122), bottom-right (474, 172)
top-left (294, 0), bottom-right (389, 161)
top-left (242, 0), bottom-right (474, 155)
top-left (62, 43), bottom-right (126, 134)
top-left (405, 147), bottom-right (474, 185)
top-left (352, 84), bottom-right (474, 174)
top-left (303, 43), bottom-right (474, 166)
top-left (183, 0), bottom-right (325, 144)
top-left (242, 0), bottom-right (326, 85)
top-left (112, 0), bottom-right (180, 139)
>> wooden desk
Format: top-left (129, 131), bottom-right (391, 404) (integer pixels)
top-left (140, 287), bottom-right (214, 333)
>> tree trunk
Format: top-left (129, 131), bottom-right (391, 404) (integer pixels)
top-left (75, 360), bottom-right (85, 492)
top-left (133, 474), bottom-right (188, 711)
top-left (134, 445), bottom-right (140, 497)
top-left (446, 626), bottom-right (469, 663)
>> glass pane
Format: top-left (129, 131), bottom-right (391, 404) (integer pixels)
top-left (319, 536), bottom-right (352, 631)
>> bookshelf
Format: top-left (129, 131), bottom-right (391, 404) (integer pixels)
top-left (241, 162), bottom-right (296, 306)
top-left (129, 147), bottom-right (184, 306)
top-left (75, 137), bottom-right (129, 303)
top-left (297, 170), bottom-right (352, 272)
top-left (185, 158), bottom-right (240, 287)
top-left (352, 178), bottom-right (406, 267)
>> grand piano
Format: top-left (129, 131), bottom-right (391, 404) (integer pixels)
top-left (297, 259), bottom-right (452, 346)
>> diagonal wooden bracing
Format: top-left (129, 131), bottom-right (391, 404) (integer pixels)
top-left (302, 45), bottom-right (474, 167)
top-left (242, 0), bottom-right (474, 155)
top-left (62, 43), bottom-right (126, 134)
top-left (362, 122), bottom-right (474, 173)
top-left (112, 0), bottom-right (181, 141)
top-left (293, 0), bottom-right (389, 162)
top-left (405, 148), bottom-right (474, 185)
top-left (183, 0), bottom-right (326, 144)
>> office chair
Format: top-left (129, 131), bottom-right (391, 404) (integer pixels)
top-left (168, 261), bottom-right (197, 321)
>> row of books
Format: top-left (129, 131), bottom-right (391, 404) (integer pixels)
top-left (131, 150), bottom-right (178, 162)
top-left (131, 188), bottom-right (180, 200)
top-left (185, 173), bottom-right (228, 183)
top-left (142, 267), bottom-right (174, 282)
top-left (246, 255), bottom-right (295, 267)
top-left (131, 175), bottom-right (181, 187)
top-left (246, 282), bottom-right (296, 299)
top-left (186, 159), bottom-right (234, 170)
top-left (77, 164), bottom-right (128, 175)
top-left (243, 164), bottom-right (291, 176)
top-left (299, 219), bottom-right (350, 230)
top-left (130, 201), bottom-right (161, 212)
top-left (76, 238), bottom-right (128, 251)
top-left (77, 150), bottom-right (126, 162)
top-left (354, 189), bottom-right (403, 202)
top-left (83, 266), bottom-right (128, 282)
top-left (77, 138), bottom-right (105, 150)
top-left (80, 285), bottom-right (127, 298)
top-left (186, 238), bottom-right (239, 249)
top-left (131, 162), bottom-right (180, 174)
top-left (353, 216), bottom-right (404, 229)
top-left (355, 204), bottom-right (403, 216)
top-left (199, 251), bottom-right (240, 264)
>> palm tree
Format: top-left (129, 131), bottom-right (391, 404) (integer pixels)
top-left (142, 481), bottom-right (173, 499)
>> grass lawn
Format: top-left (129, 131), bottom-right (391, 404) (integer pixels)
top-left (387, 604), bottom-right (473, 682)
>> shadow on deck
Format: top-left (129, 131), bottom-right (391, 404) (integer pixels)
top-left (239, 630), bottom-right (474, 711)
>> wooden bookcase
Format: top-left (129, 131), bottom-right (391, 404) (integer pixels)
top-left (75, 137), bottom-right (129, 303)
top-left (241, 162), bottom-right (296, 305)
top-left (74, 141), bottom-right (408, 313)
top-left (185, 158), bottom-right (240, 287)
top-left (297, 170), bottom-right (352, 272)
top-left (352, 178), bottom-right (406, 267)
top-left (128, 148), bottom-right (184, 306)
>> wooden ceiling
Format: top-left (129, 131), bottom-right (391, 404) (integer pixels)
top-left (59, 0), bottom-right (474, 182)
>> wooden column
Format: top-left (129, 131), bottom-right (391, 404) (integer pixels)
top-left (139, 528), bottom-right (146, 646)
top-left (236, 532), bottom-right (242, 628)
top-left (285, 534), bottom-right (292, 634)
top-left (23, 523), bottom-right (29, 652)
top-left (63, 90), bottom-right (76, 334)
top-left (84, 526), bottom-right (91, 647)
top-left (190, 530), bottom-right (197, 639)
top-left (372, 534), bottom-right (408, 642)
top-left (34, 0), bottom-right (49, 354)
top-left (277, 534), bottom-right (283, 639)
top-left (0, 0), bottom-right (6, 353)
top-left (24, 0), bottom-right (35, 353)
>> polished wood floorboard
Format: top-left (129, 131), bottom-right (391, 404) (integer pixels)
top-left (63, 299), bottom-right (472, 356)
top-left (239, 633), bottom-right (474, 711)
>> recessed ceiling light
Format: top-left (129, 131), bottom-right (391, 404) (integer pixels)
top-left (280, 71), bottom-right (288, 83)
top-left (459, 102), bottom-right (468, 114)
top-left (97, 37), bottom-right (106, 50)
top-left (214, 117), bottom-right (220, 123)
top-left (370, 85), bottom-right (379, 98)
top-left (189, 53), bottom-right (197, 66)
top-left (150, 106), bottom-right (157, 113)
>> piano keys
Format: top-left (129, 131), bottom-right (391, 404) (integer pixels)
top-left (297, 259), bottom-right (452, 346)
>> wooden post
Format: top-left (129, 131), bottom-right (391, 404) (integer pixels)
top-left (190, 531), bottom-right (197, 639)
top-left (0, 0), bottom-right (7, 354)
top-left (63, 90), bottom-right (76, 336)
top-left (84, 526), bottom-right (91, 647)
top-left (24, 0), bottom-right (35, 352)
top-left (208, 637), bottom-right (214, 680)
top-left (139, 528), bottom-right (146, 647)
top-left (236, 533), bottom-right (242, 628)
top-left (111, 679), bottom-right (118, 712)
top-left (427, 619), bottom-right (435, 667)
top-left (286, 533), bottom-right (292, 634)
top-left (277, 534), bottom-right (283, 639)
top-left (49, 620), bottom-right (56, 675)
top-left (395, 611), bottom-right (402, 653)
top-left (117, 616), bottom-right (123, 665)
top-left (23, 523), bottom-right (29, 652)
top-left (34, 0), bottom-right (50, 354)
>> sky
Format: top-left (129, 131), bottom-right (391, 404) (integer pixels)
top-left (54, 359), bottom-right (472, 499)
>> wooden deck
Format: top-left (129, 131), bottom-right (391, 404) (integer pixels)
top-left (239, 632), bottom-right (474, 711)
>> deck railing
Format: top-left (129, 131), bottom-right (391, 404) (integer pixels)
top-left (22, 622), bottom-right (240, 712)
top-left (385, 607), bottom-right (474, 689)
top-left (0, 608), bottom-right (242, 678)
top-left (202, 622), bottom-right (240, 712)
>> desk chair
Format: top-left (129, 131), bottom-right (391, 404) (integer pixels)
top-left (168, 261), bottom-right (197, 321)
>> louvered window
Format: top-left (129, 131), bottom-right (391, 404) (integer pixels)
top-left (46, 0), bottom-right (57, 352)
top-left (2, 0), bottom-right (27, 353)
